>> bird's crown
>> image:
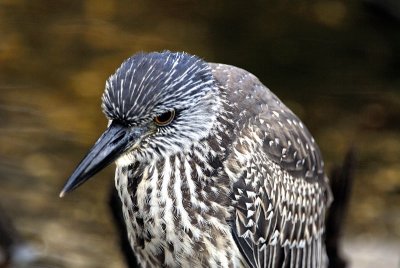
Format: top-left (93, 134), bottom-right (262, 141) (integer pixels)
top-left (102, 51), bottom-right (216, 126)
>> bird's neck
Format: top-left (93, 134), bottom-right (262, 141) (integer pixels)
top-left (113, 104), bottom-right (240, 266)
top-left (116, 142), bottom-right (231, 218)
top-left (114, 140), bottom-right (234, 261)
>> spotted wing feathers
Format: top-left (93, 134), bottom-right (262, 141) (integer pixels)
top-left (211, 64), bottom-right (330, 268)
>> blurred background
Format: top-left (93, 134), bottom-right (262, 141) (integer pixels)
top-left (0, 0), bottom-right (399, 267)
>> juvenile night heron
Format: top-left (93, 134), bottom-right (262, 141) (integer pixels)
top-left (61, 51), bottom-right (332, 268)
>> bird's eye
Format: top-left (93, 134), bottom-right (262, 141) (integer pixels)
top-left (154, 110), bottom-right (175, 126)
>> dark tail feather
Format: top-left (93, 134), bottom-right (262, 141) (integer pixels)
top-left (326, 148), bottom-right (356, 268)
top-left (108, 186), bottom-right (141, 268)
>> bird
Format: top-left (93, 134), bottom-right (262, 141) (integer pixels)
top-left (60, 51), bottom-right (332, 268)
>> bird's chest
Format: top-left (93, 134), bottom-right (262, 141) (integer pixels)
top-left (115, 157), bottom-right (242, 267)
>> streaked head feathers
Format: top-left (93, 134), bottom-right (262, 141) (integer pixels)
top-left (102, 51), bottom-right (216, 125)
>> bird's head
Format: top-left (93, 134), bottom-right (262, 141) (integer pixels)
top-left (60, 51), bottom-right (221, 196)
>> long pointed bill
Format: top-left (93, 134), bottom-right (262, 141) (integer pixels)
top-left (60, 121), bottom-right (144, 197)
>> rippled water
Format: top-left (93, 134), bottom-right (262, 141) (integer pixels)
top-left (0, 1), bottom-right (399, 267)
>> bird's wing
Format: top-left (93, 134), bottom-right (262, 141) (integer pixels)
top-left (210, 63), bottom-right (331, 268)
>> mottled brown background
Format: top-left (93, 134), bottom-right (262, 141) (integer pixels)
top-left (0, 0), bottom-right (399, 267)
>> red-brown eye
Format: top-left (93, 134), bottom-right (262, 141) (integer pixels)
top-left (154, 110), bottom-right (175, 126)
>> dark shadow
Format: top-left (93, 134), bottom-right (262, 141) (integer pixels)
top-left (108, 187), bottom-right (141, 268)
top-left (326, 148), bottom-right (356, 268)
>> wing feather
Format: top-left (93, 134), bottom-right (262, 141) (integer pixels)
top-left (211, 63), bottom-right (331, 268)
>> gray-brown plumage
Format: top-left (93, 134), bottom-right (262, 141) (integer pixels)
top-left (61, 51), bottom-right (332, 268)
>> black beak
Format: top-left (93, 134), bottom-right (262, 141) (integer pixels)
top-left (60, 121), bottom-right (145, 197)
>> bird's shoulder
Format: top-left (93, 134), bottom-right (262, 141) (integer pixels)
top-left (210, 62), bottom-right (326, 183)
